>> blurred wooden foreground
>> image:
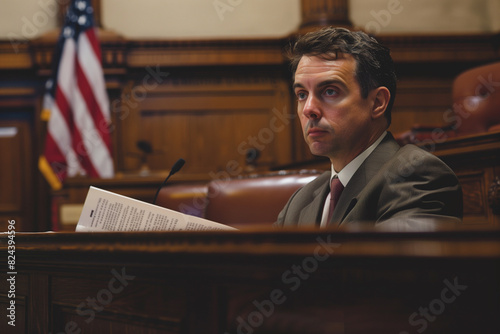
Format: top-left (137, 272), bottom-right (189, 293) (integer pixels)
top-left (1, 226), bottom-right (499, 333)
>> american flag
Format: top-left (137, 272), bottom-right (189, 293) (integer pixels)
top-left (39, 0), bottom-right (114, 190)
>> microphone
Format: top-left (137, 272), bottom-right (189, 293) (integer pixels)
top-left (152, 158), bottom-right (185, 205)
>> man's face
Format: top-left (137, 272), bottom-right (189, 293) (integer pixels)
top-left (293, 54), bottom-right (377, 168)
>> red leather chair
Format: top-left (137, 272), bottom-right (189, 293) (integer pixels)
top-left (396, 61), bottom-right (500, 144)
top-left (155, 170), bottom-right (322, 227)
top-left (452, 61), bottom-right (500, 135)
top-left (155, 182), bottom-right (208, 218)
top-left (204, 170), bottom-right (321, 227)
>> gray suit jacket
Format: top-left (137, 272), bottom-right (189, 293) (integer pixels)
top-left (275, 133), bottom-right (463, 229)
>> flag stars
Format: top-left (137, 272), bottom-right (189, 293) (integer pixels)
top-left (78, 15), bottom-right (87, 26)
top-left (63, 26), bottom-right (73, 38)
top-left (76, 0), bottom-right (87, 11)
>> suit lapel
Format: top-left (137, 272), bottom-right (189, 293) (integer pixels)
top-left (330, 172), bottom-right (365, 224)
top-left (330, 133), bottom-right (401, 225)
top-left (298, 172), bottom-right (330, 227)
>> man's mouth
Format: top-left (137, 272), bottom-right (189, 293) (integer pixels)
top-left (307, 127), bottom-right (329, 137)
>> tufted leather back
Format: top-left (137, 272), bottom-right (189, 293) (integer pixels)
top-left (452, 62), bottom-right (500, 136)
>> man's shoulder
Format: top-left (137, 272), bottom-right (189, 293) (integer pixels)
top-left (394, 143), bottom-right (447, 164)
top-left (386, 143), bottom-right (457, 176)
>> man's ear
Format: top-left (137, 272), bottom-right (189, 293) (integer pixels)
top-left (371, 86), bottom-right (390, 120)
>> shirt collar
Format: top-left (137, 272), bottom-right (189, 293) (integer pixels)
top-left (331, 131), bottom-right (387, 187)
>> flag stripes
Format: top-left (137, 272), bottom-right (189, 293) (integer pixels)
top-left (39, 0), bottom-right (113, 190)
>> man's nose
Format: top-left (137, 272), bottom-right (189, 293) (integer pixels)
top-left (302, 95), bottom-right (321, 119)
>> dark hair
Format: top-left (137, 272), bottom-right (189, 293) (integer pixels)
top-left (288, 27), bottom-right (397, 125)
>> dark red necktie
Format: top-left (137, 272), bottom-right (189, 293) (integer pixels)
top-left (328, 177), bottom-right (344, 222)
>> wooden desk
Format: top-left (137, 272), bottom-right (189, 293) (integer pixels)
top-left (432, 131), bottom-right (500, 225)
top-left (1, 227), bottom-right (500, 334)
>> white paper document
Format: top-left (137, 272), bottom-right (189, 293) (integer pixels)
top-left (76, 186), bottom-right (236, 232)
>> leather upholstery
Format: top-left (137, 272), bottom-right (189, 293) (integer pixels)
top-left (452, 61), bottom-right (500, 135)
top-left (155, 171), bottom-right (322, 227)
top-left (155, 182), bottom-right (208, 218)
top-left (205, 171), bottom-right (321, 227)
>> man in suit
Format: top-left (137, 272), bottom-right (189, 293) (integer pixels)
top-left (275, 27), bottom-right (462, 229)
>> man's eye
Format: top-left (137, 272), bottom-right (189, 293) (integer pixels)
top-left (297, 92), bottom-right (307, 100)
top-left (325, 89), bottom-right (337, 96)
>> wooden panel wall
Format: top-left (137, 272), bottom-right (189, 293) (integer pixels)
top-left (0, 81), bottom-right (47, 231)
top-left (0, 120), bottom-right (32, 230)
top-left (114, 69), bottom-right (294, 175)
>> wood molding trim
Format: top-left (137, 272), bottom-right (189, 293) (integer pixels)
top-left (378, 33), bottom-right (500, 63)
top-left (0, 42), bottom-right (32, 70)
top-left (0, 31), bottom-right (497, 72)
top-left (125, 39), bottom-right (288, 68)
